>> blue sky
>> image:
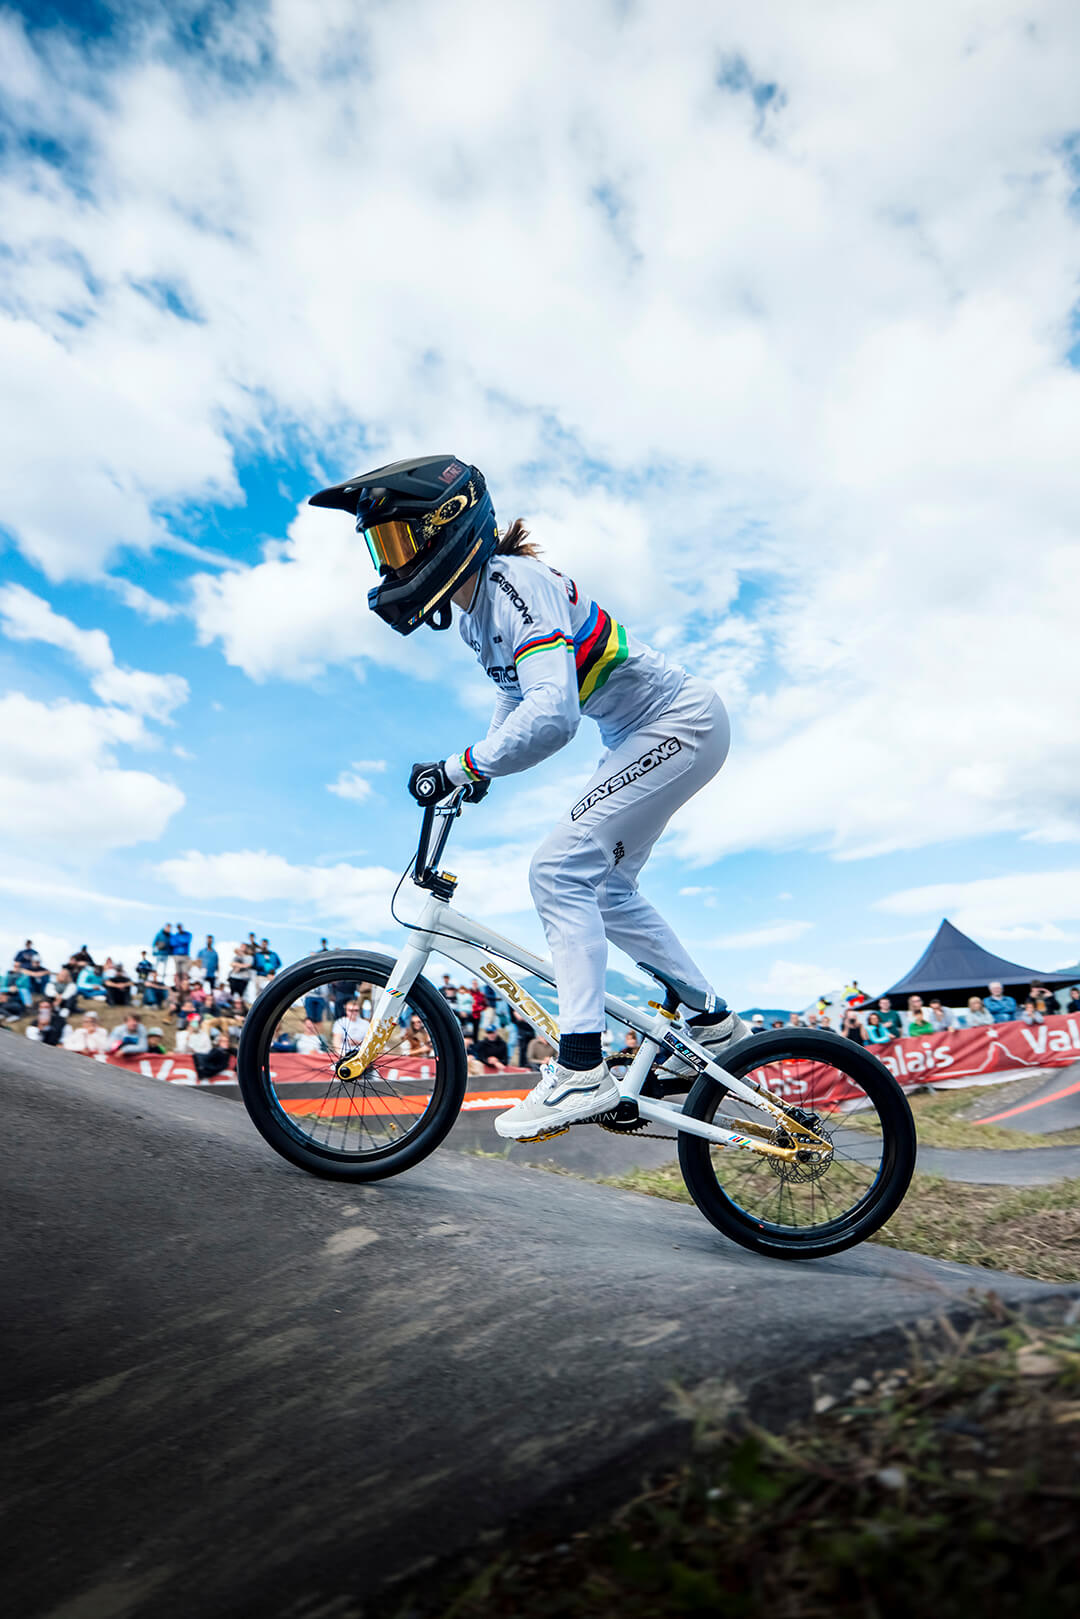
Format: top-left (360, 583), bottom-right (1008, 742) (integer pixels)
top-left (3, 0), bottom-right (1080, 1011)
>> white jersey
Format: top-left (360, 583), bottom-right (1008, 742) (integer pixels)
top-left (445, 554), bottom-right (686, 782)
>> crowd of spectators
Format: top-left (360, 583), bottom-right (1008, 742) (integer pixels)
top-left (2, 927), bottom-right (288, 1082)
top-left (9, 931), bottom-right (1079, 1083)
top-left (747, 979), bottom-right (1080, 1044)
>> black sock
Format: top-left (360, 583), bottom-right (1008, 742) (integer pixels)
top-left (689, 1003), bottom-right (729, 1029)
top-left (558, 1032), bottom-right (603, 1070)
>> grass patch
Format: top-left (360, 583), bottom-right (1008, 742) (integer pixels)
top-left (380, 1297), bottom-right (1080, 1619)
top-left (594, 1162), bottom-right (1080, 1286)
top-left (844, 1083), bottom-right (1080, 1151)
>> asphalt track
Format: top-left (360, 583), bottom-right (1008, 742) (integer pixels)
top-left (2, 1042), bottom-right (1072, 1619)
top-left (214, 1078), bottom-right (1080, 1184)
top-left (976, 1064), bottom-right (1080, 1135)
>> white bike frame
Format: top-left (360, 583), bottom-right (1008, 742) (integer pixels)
top-left (337, 805), bottom-right (827, 1163)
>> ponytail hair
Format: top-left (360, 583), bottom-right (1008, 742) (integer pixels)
top-left (495, 518), bottom-right (542, 559)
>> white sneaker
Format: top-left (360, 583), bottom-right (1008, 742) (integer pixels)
top-left (658, 1012), bottom-right (751, 1080)
top-left (493, 1059), bottom-right (620, 1142)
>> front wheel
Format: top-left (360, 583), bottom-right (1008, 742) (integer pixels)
top-left (236, 951), bottom-right (467, 1181)
top-left (678, 1029), bottom-right (916, 1260)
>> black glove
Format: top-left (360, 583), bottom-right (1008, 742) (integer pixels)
top-left (462, 775), bottom-right (491, 804)
top-left (408, 761), bottom-right (453, 804)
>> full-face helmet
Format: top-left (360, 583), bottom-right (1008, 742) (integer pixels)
top-left (308, 455), bottom-right (498, 634)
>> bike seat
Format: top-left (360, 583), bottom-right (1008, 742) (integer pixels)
top-left (636, 962), bottom-right (723, 1016)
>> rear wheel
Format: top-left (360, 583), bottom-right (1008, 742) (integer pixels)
top-left (236, 951), bottom-right (467, 1181)
top-left (678, 1029), bottom-right (916, 1259)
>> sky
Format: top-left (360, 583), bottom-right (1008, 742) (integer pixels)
top-left (2, 0), bottom-right (1080, 1013)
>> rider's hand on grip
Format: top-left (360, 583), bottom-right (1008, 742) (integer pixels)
top-left (462, 776), bottom-right (490, 804)
top-left (408, 761), bottom-right (453, 804)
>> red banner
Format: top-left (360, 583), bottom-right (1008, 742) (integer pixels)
top-left (102, 1050), bottom-right (532, 1088)
top-left (753, 1015), bottom-right (1080, 1110)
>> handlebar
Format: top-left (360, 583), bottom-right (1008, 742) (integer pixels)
top-left (413, 786), bottom-right (469, 885)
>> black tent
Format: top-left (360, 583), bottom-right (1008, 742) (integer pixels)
top-left (881, 917), bottom-right (1078, 1004)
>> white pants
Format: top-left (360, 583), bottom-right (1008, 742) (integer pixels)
top-left (528, 676), bottom-right (730, 1035)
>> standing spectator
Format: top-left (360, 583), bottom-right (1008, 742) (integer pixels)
top-left (228, 945), bottom-right (254, 1001)
top-left (787, 1011), bottom-right (804, 1028)
top-left (152, 925), bottom-right (172, 980)
top-left (197, 935), bottom-right (219, 987)
top-left (1020, 999), bottom-right (1044, 1027)
top-left (905, 995), bottom-right (927, 1030)
top-left (1028, 982), bottom-right (1056, 1015)
top-left (749, 1014), bottom-right (766, 1035)
top-left (69, 944), bottom-right (96, 970)
top-left (171, 923), bottom-right (192, 978)
top-left (438, 973), bottom-right (456, 1003)
top-left (318, 937), bottom-right (329, 952)
top-left (908, 1008), bottom-right (935, 1037)
top-left (876, 998), bottom-right (902, 1040)
top-left (26, 999), bottom-right (65, 1045)
top-left (841, 1008), bottom-right (865, 1045)
top-left (258, 938), bottom-right (281, 977)
top-left (330, 976), bottom-right (357, 1019)
top-left (864, 1011), bottom-right (892, 1045)
top-left (469, 979), bottom-right (487, 1026)
top-left (304, 987), bottom-right (327, 1023)
top-left (509, 1011), bottom-right (533, 1066)
top-left (984, 981), bottom-right (1018, 1024)
top-left (844, 981), bottom-right (867, 1006)
top-left (135, 951), bottom-right (154, 987)
top-left (927, 999), bottom-right (954, 1032)
top-left (332, 998), bottom-right (369, 1052)
top-left (1067, 986), bottom-right (1080, 1016)
top-left (965, 996), bottom-right (993, 1026)
top-left (62, 1010), bottom-right (110, 1055)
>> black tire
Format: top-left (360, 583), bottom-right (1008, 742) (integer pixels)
top-left (237, 950), bottom-right (467, 1182)
top-left (678, 1029), bottom-right (916, 1260)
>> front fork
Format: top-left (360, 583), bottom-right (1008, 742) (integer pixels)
top-left (333, 936), bottom-right (433, 1083)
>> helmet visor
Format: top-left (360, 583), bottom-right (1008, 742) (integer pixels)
top-left (359, 518), bottom-right (422, 571)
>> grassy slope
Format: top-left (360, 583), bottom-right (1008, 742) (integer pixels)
top-left (380, 1298), bottom-right (1080, 1619)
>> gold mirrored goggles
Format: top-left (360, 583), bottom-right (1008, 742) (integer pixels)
top-left (359, 519), bottom-right (422, 571)
top-left (358, 490), bottom-right (472, 571)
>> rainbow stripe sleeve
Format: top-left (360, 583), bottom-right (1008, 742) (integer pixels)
top-left (573, 603), bottom-right (628, 702)
top-left (514, 630), bottom-right (571, 664)
top-left (459, 746), bottom-right (486, 781)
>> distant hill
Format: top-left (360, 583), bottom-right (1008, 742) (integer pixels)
top-left (521, 969), bottom-right (784, 1026)
top-left (521, 967), bottom-right (654, 1019)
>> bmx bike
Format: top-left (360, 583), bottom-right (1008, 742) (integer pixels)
top-left (237, 790), bottom-right (916, 1259)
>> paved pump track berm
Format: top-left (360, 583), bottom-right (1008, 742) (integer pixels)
top-left (237, 793), bottom-right (916, 1260)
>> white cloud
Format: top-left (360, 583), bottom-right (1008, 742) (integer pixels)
top-left (190, 504), bottom-right (430, 681)
top-left (756, 958), bottom-right (851, 1009)
top-left (708, 920), bottom-right (814, 950)
top-left (327, 759), bottom-right (387, 803)
top-left (876, 870), bottom-right (1080, 953)
top-left (104, 578), bottom-right (178, 623)
top-left (0, 1), bottom-right (1078, 858)
top-left (0, 692), bottom-right (184, 850)
top-left (0, 585), bottom-right (188, 721)
top-left (156, 848), bottom-right (399, 929)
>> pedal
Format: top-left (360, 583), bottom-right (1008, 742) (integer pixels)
top-left (515, 1124), bottom-right (571, 1143)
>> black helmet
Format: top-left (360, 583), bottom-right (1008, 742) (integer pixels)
top-left (309, 455), bottom-right (498, 634)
